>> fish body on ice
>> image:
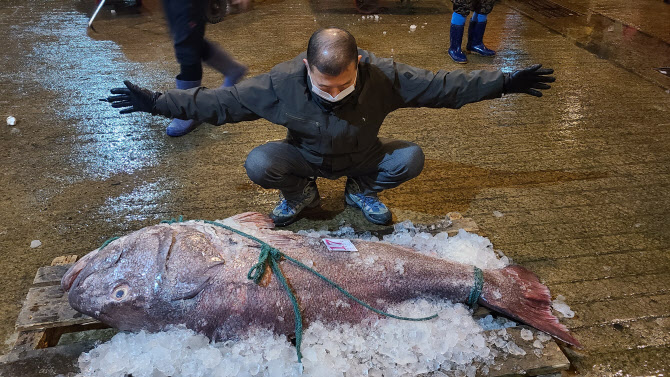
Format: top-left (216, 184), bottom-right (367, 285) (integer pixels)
top-left (61, 212), bottom-right (580, 347)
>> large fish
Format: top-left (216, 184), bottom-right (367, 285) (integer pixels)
top-left (61, 212), bottom-right (581, 349)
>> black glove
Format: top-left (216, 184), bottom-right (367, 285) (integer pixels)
top-left (101, 80), bottom-right (162, 114)
top-left (503, 64), bottom-right (555, 97)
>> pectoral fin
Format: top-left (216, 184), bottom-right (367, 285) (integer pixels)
top-left (171, 276), bottom-right (212, 301)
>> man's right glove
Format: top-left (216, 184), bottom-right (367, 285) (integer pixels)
top-left (102, 80), bottom-right (162, 114)
top-left (503, 64), bottom-right (555, 97)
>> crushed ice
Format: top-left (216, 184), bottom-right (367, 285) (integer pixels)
top-left (77, 220), bottom-right (559, 376)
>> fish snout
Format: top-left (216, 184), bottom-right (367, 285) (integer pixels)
top-left (61, 249), bottom-right (99, 292)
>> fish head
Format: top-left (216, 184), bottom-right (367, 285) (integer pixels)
top-left (61, 226), bottom-right (179, 331)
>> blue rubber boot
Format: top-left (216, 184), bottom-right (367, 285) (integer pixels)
top-left (448, 23), bottom-right (468, 64)
top-left (466, 19), bottom-right (496, 56)
top-left (166, 78), bottom-right (201, 137)
top-left (204, 43), bottom-right (248, 87)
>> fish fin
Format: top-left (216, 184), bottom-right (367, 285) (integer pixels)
top-left (171, 276), bottom-right (212, 301)
top-left (229, 212), bottom-right (275, 230)
top-left (480, 265), bottom-right (583, 348)
top-left (260, 232), bottom-right (298, 249)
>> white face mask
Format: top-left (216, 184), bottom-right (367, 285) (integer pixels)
top-left (308, 69), bottom-right (357, 103)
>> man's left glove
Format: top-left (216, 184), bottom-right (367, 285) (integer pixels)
top-left (102, 80), bottom-right (162, 114)
top-left (503, 64), bottom-right (555, 97)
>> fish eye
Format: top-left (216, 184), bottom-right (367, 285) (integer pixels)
top-left (112, 284), bottom-right (129, 301)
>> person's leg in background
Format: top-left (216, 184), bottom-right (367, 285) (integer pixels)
top-left (449, 0), bottom-right (471, 63)
top-left (162, 0), bottom-right (247, 136)
top-left (203, 39), bottom-right (247, 88)
top-left (163, 0), bottom-right (208, 136)
top-left (466, 0), bottom-right (496, 56)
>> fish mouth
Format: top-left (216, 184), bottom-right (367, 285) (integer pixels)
top-left (61, 248), bottom-right (100, 292)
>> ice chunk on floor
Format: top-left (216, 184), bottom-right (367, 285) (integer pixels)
top-left (6, 116), bottom-right (16, 126)
top-left (30, 240), bottom-right (41, 248)
top-left (552, 295), bottom-right (575, 318)
top-left (409, 25), bottom-right (417, 32)
top-left (536, 332), bottom-right (552, 342)
top-left (520, 328), bottom-right (533, 341)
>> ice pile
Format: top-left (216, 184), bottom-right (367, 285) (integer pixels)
top-left (298, 219), bottom-right (509, 270)
top-left (78, 327), bottom-right (300, 377)
top-left (381, 220), bottom-right (510, 269)
top-left (76, 222), bottom-right (549, 377)
top-left (78, 300), bottom-right (533, 377)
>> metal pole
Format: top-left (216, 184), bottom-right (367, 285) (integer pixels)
top-left (88, 0), bottom-right (107, 30)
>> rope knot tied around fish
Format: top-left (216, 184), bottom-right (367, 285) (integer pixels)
top-left (89, 217), bottom-right (484, 362)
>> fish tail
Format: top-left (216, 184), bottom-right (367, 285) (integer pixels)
top-left (479, 265), bottom-right (582, 348)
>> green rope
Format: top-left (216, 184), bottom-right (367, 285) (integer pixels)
top-left (98, 236), bottom-right (120, 251)
top-left (467, 267), bottom-right (484, 307)
top-left (161, 216), bottom-right (185, 224)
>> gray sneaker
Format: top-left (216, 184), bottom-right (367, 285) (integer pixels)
top-left (270, 180), bottom-right (321, 227)
top-left (344, 178), bottom-right (392, 225)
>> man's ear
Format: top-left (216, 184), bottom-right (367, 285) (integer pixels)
top-left (303, 58), bottom-right (310, 71)
top-left (358, 55), bottom-right (362, 64)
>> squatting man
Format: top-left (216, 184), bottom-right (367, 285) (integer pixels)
top-left (104, 28), bottom-right (555, 227)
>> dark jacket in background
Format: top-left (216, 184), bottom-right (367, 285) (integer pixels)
top-left (154, 49), bottom-right (504, 165)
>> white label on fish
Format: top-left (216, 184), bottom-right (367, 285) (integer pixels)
top-left (322, 238), bottom-right (358, 252)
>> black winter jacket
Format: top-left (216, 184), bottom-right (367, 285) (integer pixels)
top-left (154, 49), bottom-right (504, 165)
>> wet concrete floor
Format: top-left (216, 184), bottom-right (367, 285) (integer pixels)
top-left (0, 0), bottom-right (669, 375)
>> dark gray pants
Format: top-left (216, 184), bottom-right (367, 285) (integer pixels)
top-left (244, 139), bottom-right (425, 197)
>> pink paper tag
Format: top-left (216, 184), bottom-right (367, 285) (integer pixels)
top-left (322, 238), bottom-right (358, 252)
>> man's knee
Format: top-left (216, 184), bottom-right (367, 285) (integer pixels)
top-left (244, 145), bottom-right (275, 185)
top-left (383, 143), bottom-right (425, 181)
top-left (403, 144), bottom-right (425, 179)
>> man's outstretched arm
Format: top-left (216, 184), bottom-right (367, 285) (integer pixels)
top-left (391, 61), bottom-right (555, 109)
top-left (103, 74), bottom-right (278, 125)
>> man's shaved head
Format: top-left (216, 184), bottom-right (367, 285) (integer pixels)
top-left (306, 28), bottom-right (358, 76)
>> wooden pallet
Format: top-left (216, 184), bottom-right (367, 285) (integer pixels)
top-left (10, 255), bottom-right (109, 353)
top-left (0, 221), bottom-right (571, 376)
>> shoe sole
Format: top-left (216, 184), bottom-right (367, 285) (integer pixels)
top-left (466, 49), bottom-right (496, 57)
top-left (449, 56), bottom-right (468, 64)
